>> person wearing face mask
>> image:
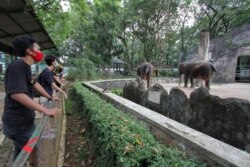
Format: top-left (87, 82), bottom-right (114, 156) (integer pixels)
top-left (52, 64), bottom-right (64, 90)
top-left (2, 35), bottom-right (60, 162)
top-left (37, 55), bottom-right (67, 105)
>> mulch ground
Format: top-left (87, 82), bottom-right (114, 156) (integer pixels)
top-left (63, 111), bottom-right (95, 167)
top-left (0, 138), bottom-right (13, 167)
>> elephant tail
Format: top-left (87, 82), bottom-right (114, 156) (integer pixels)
top-left (178, 75), bottom-right (182, 86)
top-left (210, 64), bottom-right (217, 75)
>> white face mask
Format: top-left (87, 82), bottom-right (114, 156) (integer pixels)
top-left (54, 61), bottom-right (59, 67)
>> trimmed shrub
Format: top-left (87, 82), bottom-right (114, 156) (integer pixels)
top-left (70, 82), bottom-right (205, 167)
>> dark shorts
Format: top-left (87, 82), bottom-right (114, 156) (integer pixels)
top-left (3, 123), bottom-right (35, 160)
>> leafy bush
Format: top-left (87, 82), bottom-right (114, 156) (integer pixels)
top-left (159, 69), bottom-right (179, 77)
top-left (110, 88), bottom-right (123, 96)
top-left (65, 98), bottom-right (74, 115)
top-left (66, 58), bottom-right (97, 81)
top-left (70, 82), bottom-right (205, 167)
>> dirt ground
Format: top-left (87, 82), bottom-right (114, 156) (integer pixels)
top-left (162, 82), bottom-right (250, 101)
top-left (0, 138), bottom-right (13, 167)
top-left (63, 111), bottom-right (94, 167)
top-left (0, 84), bottom-right (13, 167)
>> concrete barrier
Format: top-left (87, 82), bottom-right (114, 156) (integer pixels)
top-left (83, 80), bottom-right (250, 167)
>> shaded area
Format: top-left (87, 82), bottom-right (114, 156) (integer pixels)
top-left (235, 56), bottom-right (250, 82)
top-left (0, 0), bottom-right (57, 54)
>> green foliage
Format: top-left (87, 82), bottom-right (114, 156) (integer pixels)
top-left (70, 82), bottom-right (206, 167)
top-left (110, 88), bottom-right (123, 96)
top-left (31, 0), bottom-right (71, 46)
top-left (65, 98), bottom-right (74, 115)
top-left (66, 58), bottom-right (97, 81)
top-left (159, 69), bottom-right (179, 77)
top-left (197, 0), bottom-right (250, 38)
top-left (34, 0), bottom-right (250, 79)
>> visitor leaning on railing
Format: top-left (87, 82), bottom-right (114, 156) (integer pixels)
top-left (11, 87), bottom-right (66, 166)
top-left (11, 101), bottom-right (57, 167)
top-left (2, 35), bottom-right (60, 167)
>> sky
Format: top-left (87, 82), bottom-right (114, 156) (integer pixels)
top-left (60, 0), bottom-right (70, 12)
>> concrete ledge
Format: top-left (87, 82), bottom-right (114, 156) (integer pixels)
top-left (83, 81), bottom-right (250, 167)
top-left (57, 97), bottom-right (67, 167)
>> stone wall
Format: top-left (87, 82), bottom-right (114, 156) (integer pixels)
top-left (189, 88), bottom-right (250, 152)
top-left (189, 24), bottom-right (250, 83)
top-left (85, 80), bottom-right (250, 167)
top-left (93, 77), bottom-right (179, 90)
top-left (92, 80), bottom-right (128, 90)
top-left (123, 80), bottom-right (250, 153)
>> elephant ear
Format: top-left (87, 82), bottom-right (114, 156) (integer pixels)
top-left (179, 63), bottom-right (185, 69)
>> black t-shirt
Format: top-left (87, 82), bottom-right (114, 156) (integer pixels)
top-left (2, 59), bottom-right (35, 127)
top-left (37, 68), bottom-right (54, 96)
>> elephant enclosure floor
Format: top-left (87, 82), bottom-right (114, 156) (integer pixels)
top-left (161, 82), bottom-right (250, 101)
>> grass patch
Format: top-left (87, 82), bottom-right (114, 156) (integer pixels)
top-left (110, 88), bottom-right (123, 96)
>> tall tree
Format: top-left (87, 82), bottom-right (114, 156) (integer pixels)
top-left (197, 0), bottom-right (250, 38)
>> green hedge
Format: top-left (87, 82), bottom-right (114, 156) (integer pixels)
top-left (110, 88), bottom-right (123, 96)
top-left (70, 82), bottom-right (205, 167)
top-left (159, 69), bottom-right (179, 77)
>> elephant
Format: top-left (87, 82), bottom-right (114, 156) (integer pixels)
top-left (137, 62), bottom-right (154, 88)
top-left (178, 62), bottom-right (217, 89)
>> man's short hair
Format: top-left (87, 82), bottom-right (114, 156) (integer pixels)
top-left (45, 55), bottom-right (57, 66)
top-left (13, 35), bottom-right (37, 57)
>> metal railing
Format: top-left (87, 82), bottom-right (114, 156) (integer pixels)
top-left (12, 98), bottom-right (64, 167)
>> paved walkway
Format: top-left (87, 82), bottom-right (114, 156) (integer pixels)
top-left (161, 83), bottom-right (250, 101)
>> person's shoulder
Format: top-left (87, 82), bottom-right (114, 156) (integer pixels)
top-left (10, 59), bottom-right (22, 65)
top-left (41, 67), bottom-right (50, 73)
top-left (41, 68), bottom-right (54, 76)
top-left (8, 59), bottom-right (24, 69)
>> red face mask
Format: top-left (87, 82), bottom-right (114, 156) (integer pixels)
top-left (31, 50), bottom-right (44, 62)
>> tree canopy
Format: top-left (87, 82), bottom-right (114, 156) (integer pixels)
top-left (32, 0), bottom-right (250, 72)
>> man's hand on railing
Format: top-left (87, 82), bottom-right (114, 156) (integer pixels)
top-left (44, 108), bottom-right (60, 116)
top-left (52, 95), bottom-right (60, 101)
top-left (63, 92), bottom-right (68, 100)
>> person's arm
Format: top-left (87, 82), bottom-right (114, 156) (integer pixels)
top-left (53, 76), bottom-right (63, 86)
top-left (51, 82), bottom-right (68, 99)
top-left (34, 82), bottom-right (59, 100)
top-left (11, 93), bottom-right (60, 116)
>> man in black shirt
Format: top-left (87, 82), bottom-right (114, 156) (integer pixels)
top-left (37, 55), bottom-right (67, 105)
top-left (2, 35), bottom-right (60, 161)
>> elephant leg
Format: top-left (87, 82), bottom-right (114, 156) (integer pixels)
top-left (205, 81), bottom-right (210, 89)
top-left (146, 75), bottom-right (150, 88)
top-left (184, 75), bottom-right (188, 87)
top-left (190, 77), bottom-right (194, 88)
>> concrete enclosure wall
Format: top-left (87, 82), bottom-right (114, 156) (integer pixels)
top-left (85, 80), bottom-right (250, 167)
top-left (94, 79), bottom-right (250, 152)
top-left (190, 24), bottom-right (250, 83)
top-left (123, 79), bottom-right (250, 153)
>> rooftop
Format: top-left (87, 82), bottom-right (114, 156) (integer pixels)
top-left (0, 0), bottom-right (56, 54)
